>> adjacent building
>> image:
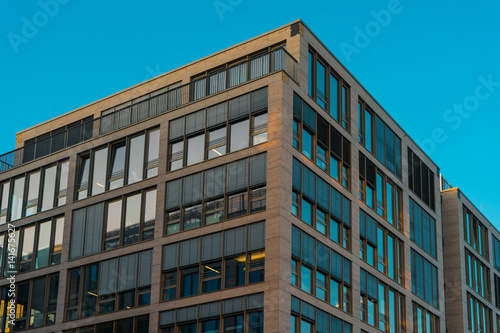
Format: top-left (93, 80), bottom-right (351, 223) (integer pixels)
top-left (441, 179), bottom-right (500, 333)
top-left (0, 19), bottom-right (494, 333)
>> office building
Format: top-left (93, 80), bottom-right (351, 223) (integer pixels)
top-left (0, 19), bottom-right (492, 332)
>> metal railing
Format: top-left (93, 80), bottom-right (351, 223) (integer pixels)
top-left (0, 47), bottom-right (299, 174)
top-left (99, 47), bottom-right (299, 135)
top-left (0, 118), bottom-right (99, 173)
top-left (440, 174), bottom-right (453, 191)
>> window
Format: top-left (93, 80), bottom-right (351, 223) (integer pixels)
top-left (159, 293), bottom-right (264, 332)
top-left (0, 160), bottom-right (69, 222)
top-left (408, 148), bottom-right (436, 210)
top-left (293, 93), bottom-right (351, 189)
top-left (161, 222), bottom-right (265, 301)
top-left (0, 216), bottom-right (63, 276)
top-left (411, 249), bottom-right (439, 308)
top-left (308, 48), bottom-right (350, 131)
top-left (413, 302), bottom-right (440, 333)
top-left (165, 154), bottom-right (266, 235)
top-left (359, 153), bottom-right (403, 230)
top-left (494, 236), bottom-right (500, 273)
top-left (466, 248), bottom-right (491, 300)
top-left (76, 128), bottom-right (159, 199)
top-left (292, 226), bottom-right (352, 314)
top-left (62, 315), bottom-right (149, 333)
top-left (0, 274), bottom-right (59, 330)
top-left (66, 250), bottom-right (152, 320)
top-left (359, 209), bottom-right (404, 285)
top-left (22, 117), bottom-right (93, 164)
top-left (410, 198), bottom-right (437, 258)
top-left (70, 188), bottom-right (156, 259)
top-left (467, 293), bottom-right (493, 333)
top-left (290, 296), bottom-right (352, 333)
top-left (464, 206), bottom-right (489, 260)
top-left (168, 88), bottom-right (268, 171)
top-left (292, 158), bottom-right (351, 250)
top-left (360, 269), bottom-right (405, 332)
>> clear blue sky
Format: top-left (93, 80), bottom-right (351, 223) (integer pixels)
top-left (1, 0), bottom-right (499, 226)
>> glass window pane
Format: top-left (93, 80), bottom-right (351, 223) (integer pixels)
top-left (308, 51), bottom-right (313, 97)
top-left (36, 220), bottom-right (52, 269)
top-left (230, 120), bottom-right (249, 152)
top-left (124, 194), bottom-right (141, 245)
top-left (184, 204), bottom-right (202, 231)
top-left (227, 192), bottom-right (247, 219)
top-left (302, 129), bottom-right (313, 160)
top-left (26, 171), bottom-right (41, 216)
top-left (109, 144), bottom-right (126, 190)
top-left (248, 312), bottom-right (263, 333)
top-left (202, 262), bottom-right (222, 293)
top-left (365, 110), bottom-right (372, 152)
top-left (105, 200), bottom-right (122, 250)
top-left (301, 265), bottom-right (312, 293)
top-left (143, 189), bottom-right (156, 240)
top-left (41, 166), bottom-right (56, 212)
top-left (147, 129), bottom-right (160, 178)
top-left (52, 217), bottom-right (64, 265)
top-left (187, 134), bottom-right (205, 166)
top-left (29, 277), bottom-right (46, 328)
top-left (0, 182), bottom-right (10, 224)
top-left (129, 135), bottom-right (146, 184)
top-left (301, 199), bottom-right (312, 226)
top-left (205, 199), bottom-right (224, 225)
top-left (181, 268), bottom-right (199, 297)
top-left (170, 141), bottom-right (184, 171)
top-left (92, 148), bottom-right (108, 196)
top-left (57, 161), bottom-right (69, 206)
top-left (208, 127), bottom-right (227, 159)
top-left (252, 113), bottom-right (268, 145)
top-left (20, 225), bottom-right (36, 272)
top-left (316, 61), bottom-right (326, 109)
top-left (77, 156), bottom-right (90, 200)
top-left (330, 73), bottom-right (339, 121)
top-left (301, 319), bottom-right (311, 333)
top-left (225, 257), bottom-right (246, 288)
top-left (82, 265), bottom-right (98, 318)
top-left (225, 314), bottom-right (244, 333)
top-left (11, 176), bottom-right (25, 220)
top-left (202, 319), bottom-right (220, 333)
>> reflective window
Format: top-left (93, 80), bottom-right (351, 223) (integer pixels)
top-left (252, 113), bottom-right (268, 145)
top-left (109, 143), bottom-right (126, 190)
top-left (19, 226), bottom-right (36, 272)
top-left (57, 161), bottom-right (69, 206)
top-left (124, 194), bottom-right (141, 245)
top-left (91, 148), bottom-right (108, 196)
top-left (181, 267), bottom-right (199, 297)
top-left (316, 60), bottom-right (326, 109)
top-left (127, 135), bottom-right (145, 185)
top-left (208, 127), bottom-right (227, 159)
top-left (36, 221), bottom-right (51, 269)
top-left (300, 265), bottom-right (312, 293)
top-left (24, 171), bottom-right (40, 217)
top-left (146, 129), bottom-right (160, 178)
top-left (77, 156), bottom-right (90, 200)
top-left (169, 141), bottom-right (184, 171)
top-left (225, 257), bottom-right (246, 288)
top-left (0, 182), bottom-right (10, 224)
top-left (302, 128), bottom-right (313, 160)
top-left (230, 120), bottom-right (249, 152)
top-left (41, 166), bottom-right (56, 212)
top-left (11, 176), bottom-right (25, 220)
top-left (104, 200), bottom-right (122, 251)
top-left (187, 134), bottom-right (205, 166)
